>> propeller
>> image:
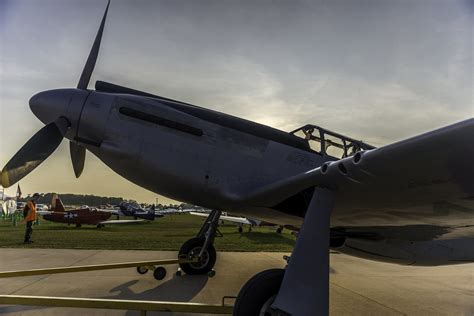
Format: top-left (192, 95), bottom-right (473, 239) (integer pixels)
top-left (1, 1), bottom-right (110, 187)
top-left (70, 142), bottom-right (86, 178)
top-left (70, 0), bottom-right (110, 178)
top-left (77, 0), bottom-right (110, 90)
top-left (1, 118), bottom-right (70, 188)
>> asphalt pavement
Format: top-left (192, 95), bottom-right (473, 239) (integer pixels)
top-left (0, 249), bottom-right (473, 315)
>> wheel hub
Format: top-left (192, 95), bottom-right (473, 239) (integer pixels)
top-left (188, 246), bottom-right (210, 269)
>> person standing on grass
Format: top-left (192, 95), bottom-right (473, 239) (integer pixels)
top-left (23, 193), bottom-right (39, 244)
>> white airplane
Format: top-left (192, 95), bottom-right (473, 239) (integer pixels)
top-left (190, 211), bottom-right (285, 233)
top-left (1, 2), bottom-right (472, 315)
top-left (1, 200), bottom-right (17, 216)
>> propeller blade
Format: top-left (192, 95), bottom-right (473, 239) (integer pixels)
top-left (70, 141), bottom-right (86, 178)
top-left (77, 0), bottom-right (110, 90)
top-left (1, 117), bottom-right (70, 188)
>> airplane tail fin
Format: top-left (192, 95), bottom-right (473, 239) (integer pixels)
top-left (51, 193), bottom-right (66, 212)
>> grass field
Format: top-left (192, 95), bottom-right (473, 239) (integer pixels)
top-left (0, 214), bottom-right (296, 252)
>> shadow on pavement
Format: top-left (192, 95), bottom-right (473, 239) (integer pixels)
top-left (108, 274), bottom-right (208, 302)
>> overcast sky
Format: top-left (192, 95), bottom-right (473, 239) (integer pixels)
top-left (1, 0), bottom-right (472, 203)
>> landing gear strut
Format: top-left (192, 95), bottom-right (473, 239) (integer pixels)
top-left (178, 210), bottom-right (221, 275)
top-left (234, 188), bottom-right (335, 316)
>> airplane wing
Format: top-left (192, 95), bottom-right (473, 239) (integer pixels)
top-left (157, 208), bottom-right (187, 215)
top-left (230, 119), bottom-right (474, 210)
top-left (99, 219), bottom-right (146, 224)
top-left (190, 211), bottom-right (254, 225)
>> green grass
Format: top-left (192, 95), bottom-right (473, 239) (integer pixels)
top-left (0, 214), bottom-right (295, 252)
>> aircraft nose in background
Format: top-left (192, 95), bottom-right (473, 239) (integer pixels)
top-left (29, 89), bottom-right (72, 125)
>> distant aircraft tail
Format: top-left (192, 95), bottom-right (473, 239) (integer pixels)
top-left (50, 193), bottom-right (66, 212)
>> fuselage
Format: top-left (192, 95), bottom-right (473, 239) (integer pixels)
top-left (32, 87), bottom-right (474, 265)
top-left (43, 208), bottom-right (112, 225)
top-left (69, 90), bottom-right (330, 224)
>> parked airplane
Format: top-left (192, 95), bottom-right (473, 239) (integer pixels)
top-left (35, 203), bottom-right (49, 213)
top-left (42, 194), bottom-right (145, 228)
top-left (1, 2), bottom-right (473, 315)
top-left (158, 207), bottom-right (185, 215)
top-left (114, 201), bottom-right (164, 220)
top-left (190, 211), bottom-right (284, 233)
top-left (1, 200), bottom-right (17, 216)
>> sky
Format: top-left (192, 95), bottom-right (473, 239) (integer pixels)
top-left (0, 0), bottom-right (472, 203)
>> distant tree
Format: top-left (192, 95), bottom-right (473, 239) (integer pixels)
top-left (18, 193), bottom-right (125, 207)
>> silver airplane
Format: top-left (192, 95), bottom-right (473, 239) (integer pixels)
top-left (1, 2), bottom-right (473, 315)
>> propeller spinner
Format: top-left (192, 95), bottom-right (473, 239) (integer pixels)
top-left (1, 0), bottom-right (110, 188)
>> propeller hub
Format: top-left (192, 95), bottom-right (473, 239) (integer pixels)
top-left (29, 89), bottom-right (73, 125)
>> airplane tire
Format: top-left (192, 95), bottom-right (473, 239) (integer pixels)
top-left (178, 237), bottom-right (216, 275)
top-left (233, 268), bottom-right (285, 316)
top-left (136, 266), bottom-right (148, 274)
top-left (153, 267), bottom-right (167, 280)
top-left (238, 226), bottom-right (243, 233)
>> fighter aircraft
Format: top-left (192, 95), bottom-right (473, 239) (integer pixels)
top-left (114, 201), bottom-right (164, 220)
top-left (42, 194), bottom-right (145, 228)
top-left (1, 2), bottom-right (473, 315)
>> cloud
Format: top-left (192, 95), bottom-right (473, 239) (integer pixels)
top-left (1, 0), bottom-right (472, 202)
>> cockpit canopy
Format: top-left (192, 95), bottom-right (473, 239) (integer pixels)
top-left (290, 124), bottom-right (375, 159)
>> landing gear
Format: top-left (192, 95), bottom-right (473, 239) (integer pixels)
top-left (75, 224), bottom-right (82, 228)
top-left (276, 226), bottom-right (283, 234)
top-left (178, 237), bottom-right (216, 275)
top-left (178, 210), bottom-right (221, 275)
top-left (233, 269), bottom-right (285, 316)
top-left (238, 226), bottom-right (243, 233)
top-left (235, 188), bottom-right (335, 316)
top-left (96, 224), bottom-right (105, 228)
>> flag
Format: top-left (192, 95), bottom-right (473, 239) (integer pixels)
top-left (16, 184), bottom-right (22, 199)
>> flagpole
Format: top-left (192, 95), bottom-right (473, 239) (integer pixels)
top-left (1, 186), bottom-right (3, 220)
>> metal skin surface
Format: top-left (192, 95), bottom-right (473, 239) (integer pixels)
top-left (43, 208), bottom-right (112, 226)
top-left (29, 86), bottom-right (474, 265)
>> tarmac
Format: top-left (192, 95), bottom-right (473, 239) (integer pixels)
top-left (0, 248), bottom-right (473, 315)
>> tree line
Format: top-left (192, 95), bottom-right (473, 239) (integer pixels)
top-left (18, 193), bottom-right (204, 210)
top-left (19, 193), bottom-right (124, 207)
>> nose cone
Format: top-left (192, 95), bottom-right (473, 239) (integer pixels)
top-left (29, 89), bottom-right (72, 124)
